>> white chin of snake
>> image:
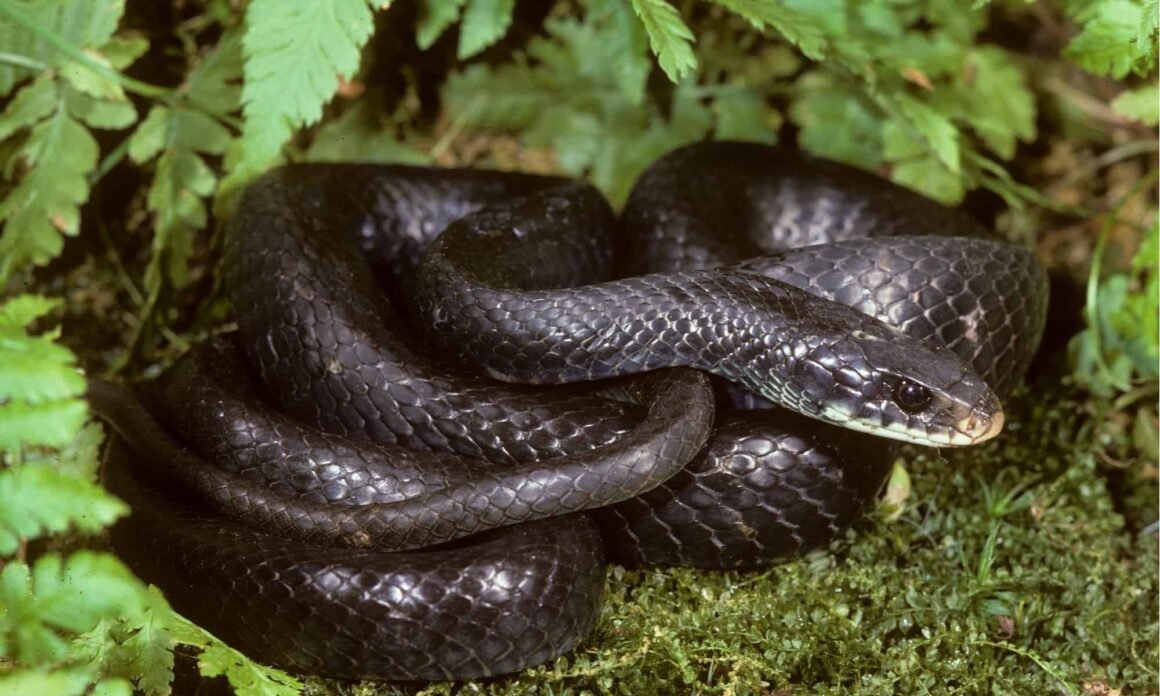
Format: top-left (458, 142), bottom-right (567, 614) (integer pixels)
top-left (817, 404), bottom-right (1005, 448)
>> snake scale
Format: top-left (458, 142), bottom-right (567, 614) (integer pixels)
top-left (91, 141), bottom-right (1048, 681)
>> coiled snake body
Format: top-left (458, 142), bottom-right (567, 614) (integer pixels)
top-left (92, 142), bottom-right (1047, 681)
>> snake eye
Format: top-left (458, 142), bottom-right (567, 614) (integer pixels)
top-left (893, 379), bottom-right (932, 413)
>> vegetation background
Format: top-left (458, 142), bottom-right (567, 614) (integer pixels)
top-left (0, 0), bottom-right (1156, 694)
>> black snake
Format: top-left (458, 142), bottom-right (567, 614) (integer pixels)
top-left (91, 141), bottom-right (1048, 681)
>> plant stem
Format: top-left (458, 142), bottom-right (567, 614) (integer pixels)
top-left (0, 1), bottom-right (171, 100)
top-left (0, 51), bottom-right (49, 73)
top-left (90, 133), bottom-right (134, 185)
top-left (1083, 169), bottom-right (1160, 392)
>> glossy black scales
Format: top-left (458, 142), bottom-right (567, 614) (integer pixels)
top-left (94, 141), bottom-right (1047, 681)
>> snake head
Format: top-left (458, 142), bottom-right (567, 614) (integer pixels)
top-left (773, 323), bottom-right (1004, 448)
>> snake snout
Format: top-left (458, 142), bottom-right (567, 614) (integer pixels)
top-left (955, 395), bottom-right (1005, 445)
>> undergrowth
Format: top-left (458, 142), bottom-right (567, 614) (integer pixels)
top-left (0, 1), bottom-right (1156, 694)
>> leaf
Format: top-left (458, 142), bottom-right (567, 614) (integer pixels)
top-left (887, 92), bottom-right (960, 174)
top-left (1108, 220), bottom-right (1159, 376)
top-left (711, 0), bottom-right (827, 58)
top-left (0, 669), bottom-right (91, 696)
top-left (882, 110), bottom-right (965, 203)
top-left (75, 591), bottom-right (176, 696)
top-left (64, 88), bottom-right (137, 130)
top-left (0, 100), bottom-right (98, 281)
top-left (237, 0), bottom-right (376, 176)
top-left (0, 295), bottom-right (59, 332)
top-left (197, 643), bottom-right (304, 696)
top-left (0, 337), bottom-right (84, 404)
top-left (889, 152), bottom-right (966, 203)
top-left (36, 421), bottom-right (106, 481)
top-left (785, 0), bottom-right (848, 37)
top-left (0, 77), bottom-right (57, 142)
top-left (0, 295), bottom-right (78, 401)
top-left (0, 0), bottom-right (127, 97)
top-left (788, 72), bottom-right (884, 170)
top-left (0, 553), bottom-right (148, 667)
top-left (582, 0), bottom-right (651, 104)
top-left (1065, 0), bottom-right (1146, 78)
top-left (306, 98), bottom-right (431, 164)
top-left (170, 615), bottom-right (303, 696)
top-left (1138, 0), bottom-right (1159, 65)
top-left (417, 0), bottom-right (468, 49)
top-left (0, 466), bottom-right (128, 554)
top-left (145, 131), bottom-right (219, 289)
top-left (712, 89), bottom-right (779, 142)
top-left (91, 678), bottom-right (133, 696)
top-left (0, 400), bottom-right (90, 451)
top-left (60, 55), bottom-right (126, 101)
top-left (127, 106), bottom-right (168, 163)
top-left (0, 295), bottom-right (89, 450)
top-left (186, 30), bottom-right (244, 117)
top-left (444, 63), bottom-right (555, 130)
top-left (557, 84), bottom-right (712, 204)
top-left (958, 47), bottom-right (1036, 159)
top-left (1111, 83), bottom-right (1160, 125)
top-left (119, 612), bottom-right (175, 696)
top-left (124, 31), bottom-right (242, 346)
top-left (101, 34), bottom-right (149, 70)
top-left (630, 0), bottom-right (698, 82)
top-left (458, 0), bottom-right (516, 59)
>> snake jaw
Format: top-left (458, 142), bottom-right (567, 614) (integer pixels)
top-left (812, 403), bottom-right (999, 448)
top-left (955, 403), bottom-right (1005, 445)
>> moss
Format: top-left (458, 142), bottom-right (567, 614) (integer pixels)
top-left (308, 386), bottom-right (1157, 695)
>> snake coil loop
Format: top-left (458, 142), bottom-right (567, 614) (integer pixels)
top-left (94, 142), bottom-right (1047, 681)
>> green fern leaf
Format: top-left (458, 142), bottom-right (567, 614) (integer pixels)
top-left (888, 92), bottom-right (960, 174)
top-left (76, 593), bottom-right (176, 696)
top-left (1065, 0), bottom-right (1147, 78)
top-left (124, 32), bottom-right (240, 337)
top-left (882, 115), bottom-right (964, 203)
top-left (142, 107), bottom-right (229, 287)
top-left (118, 611), bottom-right (175, 696)
top-left (64, 89), bottom-right (137, 130)
top-left (0, 553), bottom-right (147, 667)
top-left (458, 0), bottom-right (516, 58)
top-left (1111, 83), bottom-right (1160, 125)
top-left (34, 421), bottom-right (104, 482)
top-left (0, 0), bottom-right (126, 97)
top-left (417, 0), bottom-right (467, 49)
top-left (0, 0), bottom-right (144, 280)
top-left (1138, 0), bottom-right (1159, 64)
top-left (0, 295), bottom-right (88, 450)
top-left (0, 99), bottom-right (96, 280)
top-left (0, 669), bottom-right (91, 696)
top-left (237, 0), bottom-right (377, 176)
top-left (101, 34), bottom-right (150, 70)
top-left (59, 54), bottom-right (126, 101)
top-left (170, 615), bottom-right (302, 696)
top-left (958, 47), bottom-right (1036, 159)
top-left (713, 89), bottom-right (779, 142)
top-left (0, 294), bottom-right (58, 332)
top-left (710, 0), bottom-right (827, 58)
top-left (0, 466), bottom-right (128, 555)
top-left (186, 30), bottom-right (244, 117)
top-left (306, 98), bottom-right (431, 164)
top-left (582, 0), bottom-right (651, 104)
top-left (196, 643), bottom-right (304, 696)
top-left (0, 78), bottom-right (57, 141)
top-left (788, 73), bottom-right (884, 170)
top-left (90, 677), bottom-right (133, 696)
top-left (630, 0), bottom-right (698, 81)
